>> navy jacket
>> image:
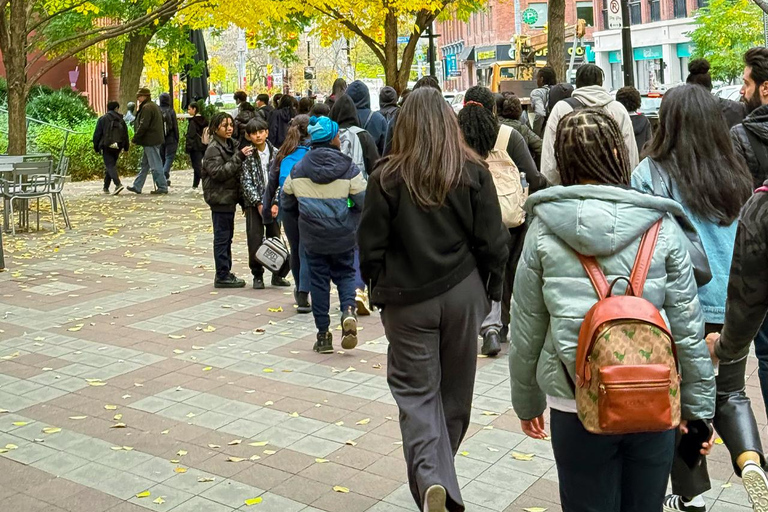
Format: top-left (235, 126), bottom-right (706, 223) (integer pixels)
top-left (347, 81), bottom-right (388, 155)
top-left (281, 145), bottom-right (366, 255)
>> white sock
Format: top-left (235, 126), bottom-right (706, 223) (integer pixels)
top-left (683, 495), bottom-right (706, 507)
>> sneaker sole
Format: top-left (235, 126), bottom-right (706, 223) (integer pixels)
top-left (314, 346), bottom-right (334, 355)
top-left (424, 485), bottom-right (447, 512)
top-left (341, 316), bottom-right (358, 350)
top-left (356, 298), bottom-right (370, 316)
top-left (297, 306), bottom-right (312, 314)
top-left (214, 282), bottom-right (246, 288)
top-left (743, 468), bottom-right (768, 512)
top-left (113, 187), bottom-right (124, 196)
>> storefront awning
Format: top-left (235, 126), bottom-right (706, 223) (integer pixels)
top-left (459, 45), bottom-right (475, 62)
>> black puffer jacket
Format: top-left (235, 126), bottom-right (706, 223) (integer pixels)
top-left (233, 104), bottom-right (257, 149)
top-left (202, 135), bottom-right (244, 212)
top-left (731, 104), bottom-right (768, 188)
top-left (719, 97), bottom-right (747, 129)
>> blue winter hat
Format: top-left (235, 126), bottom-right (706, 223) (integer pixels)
top-left (308, 116), bottom-right (339, 144)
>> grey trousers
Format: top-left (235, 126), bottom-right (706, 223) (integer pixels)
top-left (381, 270), bottom-right (490, 512)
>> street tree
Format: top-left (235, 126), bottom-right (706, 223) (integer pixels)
top-left (548, 0), bottom-right (566, 82)
top-left (215, 0), bottom-right (486, 93)
top-left (0, 0), bottom-right (203, 154)
top-left (690, 0), bottom-right (763, 82)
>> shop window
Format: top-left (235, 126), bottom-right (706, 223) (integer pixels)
top-left (697, 0), bottom-right (709, 7)
top-left (629, 1), bottom-right (642, 25)
top-left (529, 3), bottom-right (548, 29)
top-left (674, 0), bottom-right (688, 18)
top-left (602, 0), bottom-right (608, 29)
top-left (649, 0), bottom-right (660, 21)
top-left (577, 1), bottom-right (594, 27)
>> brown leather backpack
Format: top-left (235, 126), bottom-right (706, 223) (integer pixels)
top-left (574, 220), bottom-right (682, 435)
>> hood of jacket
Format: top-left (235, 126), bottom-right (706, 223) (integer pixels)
top-left (191, 115), bottom-right (207, 128)
top-left (379, 86), bottom-right (398, 108)
top-left (271, 107), bottom-right (293, 124)
top-left (297, 147), bottom-right (354, 185)
top-left (106, 110), bottom-right (124, 122)
top-left (526, 185), bottom-right (687, 257)
top-left (329, 94), bottom-right (359, 128)
top-left (571, 85), bottom-right (615, 108)
top-left (347, 81), bottom-right (371, 111)
top-left (744, 104), bottom-right (768, 143)
top-left (159, 93), bottom-right (172, 107)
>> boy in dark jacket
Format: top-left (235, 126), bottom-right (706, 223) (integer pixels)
top-left (128, 87), bottom-right (168, 195)
top-left (202, 112), bottom-right (253, 288)
top-left (241, 118), bottom-right (290, 289)
top-left (93, 101), bottom-right (129, 195)
top-left (282, 116), bottom-right (367, 354)
top-left (159, 92), bottom-right (179, 186)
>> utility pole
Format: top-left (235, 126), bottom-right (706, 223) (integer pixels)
top-left (237, 29), bottom-right (246, 93)
top-left (420, 23), bottom-right (440, 77)
top-left (764, 11), bottom-right (768, 47)
top-left (307, 38), bottom-right (312, 97)
top-left (514, 0), bottom-right (521, 35)
top-left (620, 0), bottom-right (634, 87)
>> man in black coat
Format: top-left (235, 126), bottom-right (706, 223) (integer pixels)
top-left (93, 101), bottom-right (129, 195)
top-left (127, 87), bottom-right (169, 195)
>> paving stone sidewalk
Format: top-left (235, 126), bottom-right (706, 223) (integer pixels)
top-left (0, 170), bottom-right (764, 512)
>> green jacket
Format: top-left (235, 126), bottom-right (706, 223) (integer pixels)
top-left (133, 99), bottom-right (165, 147)
top-left (509, 185), bottom-right (716, 422)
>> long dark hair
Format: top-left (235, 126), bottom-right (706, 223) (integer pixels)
top-left (331, 78), bottom-right (347, 97)
top-left (378, 87), bottom-right (485, 208)
top-left (458, 86), bottom-right (497, 158)
top-left (556, 109), bottom-right (631, 187)
top-left (274, 115), bottom-right (310, 168)
top-left (645, 84), bottom-right (752, 224)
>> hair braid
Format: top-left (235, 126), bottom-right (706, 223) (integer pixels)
top-left (556, 109), bottom-right (630, 186)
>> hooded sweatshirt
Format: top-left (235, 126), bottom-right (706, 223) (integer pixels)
top-left (185, 115), bottom-right (208, 154)
top-left (509, 185), bottom-right (715, 422)
top-left (731, 104), bottom-right (768, 188)
top-left (540, 85), bottom-right (639, 185)
top-left (281, 144), bottom-right (367, 255)
top-left (158, 93), bottom-right (179, 144)
top-left (378, 86), bottom-right (399, 124)
top-left (268, 107), bottom-right (295, 148)
top-left (346, 81), bottom-right (388, 154)
top-left (330, 94), bottom-right (380, 176)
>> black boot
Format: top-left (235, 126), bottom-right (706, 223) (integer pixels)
top-left (271, 275), bottom-right (291, 287)
top-left (214, 273), bottom-right (246, 288)
top-left (481, 330), bottom-right (501, 357)
top-left (295, 290), bottom-right (311, 314)
top-left (313, 331), bottom-right (333, 354)
top-left (340, 306), bottom-right (358, 350)
top-left (253, 277), bottom-right (265, 290)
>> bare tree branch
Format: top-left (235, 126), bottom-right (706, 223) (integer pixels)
top-left (754, 0), bottom-right (768, 14)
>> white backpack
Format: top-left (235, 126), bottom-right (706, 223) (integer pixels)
top-left (486, 124), bottom-right (528, 228)
top-left (338, 126), bottom-right (367, 177)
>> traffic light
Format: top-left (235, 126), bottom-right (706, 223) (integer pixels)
top-left (304, 66), bottom-right (315, 80)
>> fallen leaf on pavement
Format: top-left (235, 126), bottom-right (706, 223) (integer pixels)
top-left (356, 418), bottom-right (370, 425)
top-left (244, 497), bottom-right (263, 506)
top-left (512, 452), bottom-right (535, 461)
top-left (333, 486), bottom-right (349, 493)
top-left (136, 491), bottom-right (151, 498)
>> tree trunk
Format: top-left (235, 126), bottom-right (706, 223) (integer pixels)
top-left (383, 9), bottom-right (401, 92)
top-left (548, 0), bottom-right (566, 83)
top-left (754, 0), bottom-right (768, 15)
top-left (118, 32), bottom-right (154, 111)
top-left (5, 0), bottom-right (29, 155)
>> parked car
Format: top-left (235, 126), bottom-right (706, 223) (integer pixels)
top-left (451, 91), bottom-right (465, 114)
top-left (713, 84), bottom-right (742, 102)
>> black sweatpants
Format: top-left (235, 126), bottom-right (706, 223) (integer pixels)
top-left (243, 206), bottom-right (283, 279)
top-left (189, 150), bottom-right (204, 188)
top-left (102, 148), bottom-right (122, 189)
top-left (551, 409), bottom-right (675, 512)
top-left (381, 270), bottom-right (490, 512)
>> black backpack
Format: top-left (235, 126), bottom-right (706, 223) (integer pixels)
top-left (103, 115), bottom-right (125, 149)
top-left (161, 107), bottom-right (176, 138)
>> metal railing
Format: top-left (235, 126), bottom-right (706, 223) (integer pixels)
top-left (0, 107), bottom-right (86, 165)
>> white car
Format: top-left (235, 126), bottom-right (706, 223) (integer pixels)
top-left (450, 92), bottom-right (465, 114)
top-left (713, 85), bottom-right (742, 102)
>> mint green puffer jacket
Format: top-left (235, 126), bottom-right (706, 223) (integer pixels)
top-left (509, 185), bottom-right (716, 422)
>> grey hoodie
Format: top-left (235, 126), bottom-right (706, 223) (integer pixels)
top-left (540, 85), bottom-right (639, 185)
top-left (509, 185), bottom-right (715, 422)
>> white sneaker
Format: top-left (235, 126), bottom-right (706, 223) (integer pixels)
top-left (355, 288), bottom-right (370, 316)
top-left (424, 485), bottom-right (447, 512)
top-left (743, 460), bottom-right (768, 512)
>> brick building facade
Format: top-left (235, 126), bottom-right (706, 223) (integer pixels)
top-left (592, 0), bottom-right (705, 91)
top-left (437, 0), bottom-right (597, 92)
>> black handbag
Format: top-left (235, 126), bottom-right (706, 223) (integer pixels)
top-left (648, 159), bottom-right (713, 287)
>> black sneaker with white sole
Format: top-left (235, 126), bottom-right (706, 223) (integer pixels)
top-left (663, 495), bottom-right (706, 512)
top-left (341, 307), bottom-right (358, 350)
top-left (313, 332), bottom-right (333, 354)
top-left (742, 460), bottom-right (768, 512)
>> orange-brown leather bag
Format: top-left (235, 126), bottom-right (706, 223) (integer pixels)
top-left (574, 220), bottom-right (681, 435)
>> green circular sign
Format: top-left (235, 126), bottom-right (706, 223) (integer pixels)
top-left (522, 8), bottom-right (539, 25)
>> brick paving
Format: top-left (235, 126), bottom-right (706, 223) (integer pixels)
top-left (0, 169), bottom-right (764, 511)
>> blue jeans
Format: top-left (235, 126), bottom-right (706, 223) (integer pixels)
top-left (306, 249), bottom-right (356, 333)
top-left (132, 145), bottom-right (167, 193)
top-left (162, 140), bottom-right (178, 181)
top-left (756, 317), bottom-right (768, 421)
top-left (353, 248), bottom-right (365, 291)
top-left (211, 211), bottom-right (235, 280)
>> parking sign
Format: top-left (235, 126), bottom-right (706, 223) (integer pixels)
top-left (608, 0), bottom-right (623, 30)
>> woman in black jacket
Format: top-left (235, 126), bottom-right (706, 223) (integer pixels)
top-left (358, 87), bottom-right (509, 512)
top-left (268, 95), bottom-right (296, 147)
top-left (185, 102), bottom-right (208, 190)
top-left (202, 112), bottom-right (253, 288)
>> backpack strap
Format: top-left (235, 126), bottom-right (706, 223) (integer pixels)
top-left (494, 124), bottom-right (513, 152)
top-left (563, 97), bottom-right (584, 110)
top-left (577, 255), bottom-right (610, 300)
top-left (629, 219), bottom-right (663, 297)
top-left (363, 111), bottom-right (374, 129)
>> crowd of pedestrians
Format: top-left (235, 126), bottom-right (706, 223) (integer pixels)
top-left (87, 46), bottom-right (768, 512)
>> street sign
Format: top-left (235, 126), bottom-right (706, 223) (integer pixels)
top-left (273, 73), bottom-right (283, 87)
top-left (304, 66), bottom-right (315, 80)
top-left (521, 8), bottom-right (538, 25)
top-left (397, 36), bottom-right (410, 44)
top-left (608, 0), bottom-right (623, 30)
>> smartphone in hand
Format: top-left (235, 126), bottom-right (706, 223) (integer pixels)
top-left (679, 419), bottom-right (714, 468)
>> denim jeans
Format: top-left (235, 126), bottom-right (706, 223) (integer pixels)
top-left (305, 249), bottom-right (356, 333)
top-left (132, 145), bottom-right (167, 193)
top-left (211, 211), bottom-right (235, 280)
top-left (162, 140), bottom-right (178, 181)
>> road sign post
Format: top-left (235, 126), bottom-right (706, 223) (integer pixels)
top-left (619, 0), bottom-right (634, 87)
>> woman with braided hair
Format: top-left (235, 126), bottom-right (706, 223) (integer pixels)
top-left (510, 108), bottom-right (716, 511)
top-left (457, 85), bottom-right (546, 357)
